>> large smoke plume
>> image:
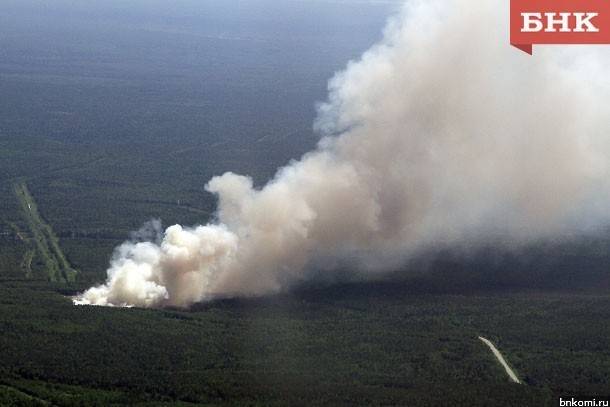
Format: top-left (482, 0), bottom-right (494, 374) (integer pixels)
top-left (75, 0), bottom-right (610, 308)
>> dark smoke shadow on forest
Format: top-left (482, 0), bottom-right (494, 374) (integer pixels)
top-left (187, 231), bottom-right (610, 312)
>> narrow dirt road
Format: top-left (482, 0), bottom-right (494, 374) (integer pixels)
top-left (478, 336), bottom-right (521, 384)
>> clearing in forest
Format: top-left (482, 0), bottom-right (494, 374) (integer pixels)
top-left (13, 181), bottom-right (77, 282)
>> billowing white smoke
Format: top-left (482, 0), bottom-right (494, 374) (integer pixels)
top-left (75, 0), bottom-right (610, 308)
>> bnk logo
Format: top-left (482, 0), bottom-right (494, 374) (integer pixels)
top-left (510, 0), bottom-right (610, 54)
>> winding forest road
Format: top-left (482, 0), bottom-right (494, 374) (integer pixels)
top-left (478, 336), bottom-right (521, 384)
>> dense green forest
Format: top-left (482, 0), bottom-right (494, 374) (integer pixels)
top-left (1, 280), bottom-right (610, 406)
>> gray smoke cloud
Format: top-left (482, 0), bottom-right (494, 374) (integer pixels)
top-left (75, 0), bottom-right (610, 308)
